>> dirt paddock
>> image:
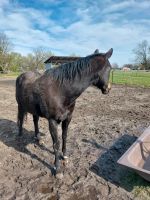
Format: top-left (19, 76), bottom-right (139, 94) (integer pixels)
top-left (0, 78), bottom-right (150, 200)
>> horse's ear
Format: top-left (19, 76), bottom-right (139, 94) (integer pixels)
top-left (105, 48), bottom-right (113, 59)
top-left (94, 49), bottom-right (99, 54)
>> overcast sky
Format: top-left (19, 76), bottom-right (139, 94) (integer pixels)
top-left (0, 0), bottom-right (150, 66)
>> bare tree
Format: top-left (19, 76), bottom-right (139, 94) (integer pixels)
top-left (9, 52), bottom-right (24, 72)
top-left (20, 49), bottom-right (53, 72)
top-left (0, 32), bottom-right (12, 54)
top-left (20, 53), bottom-right (35, 72)
top-left (0, 32), bottom-right (13, 72)
top-left (133, 40), bottom-right (150, 70)
top-left (112, 62), bottom-right (119, 69)
top-left (33, 48), bottom-right (45, 70)
top-left (33, 47), bottom-right (52, 71)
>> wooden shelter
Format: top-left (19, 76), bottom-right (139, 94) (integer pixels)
top-left (44, 56), bottom-right (82, 70)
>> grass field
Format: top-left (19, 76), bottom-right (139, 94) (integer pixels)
top-left (0, 72), bottom-right (20, 78)
top-left (110, 70), bottom-right (150, 88)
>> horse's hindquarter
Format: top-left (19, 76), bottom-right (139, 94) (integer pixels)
top-left (16, 72), bottom-right (41, 115)
top-left (17, 82), bottom-right (36, 115)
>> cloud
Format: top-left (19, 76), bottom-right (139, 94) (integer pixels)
top-left (0, 0), bottom-right (150, 66)
top-left (103, 0), bottom-right (134, 13)
top-left (103, 0), bottom-right (150, 14)
top-left (0, 0), bottom-right (9, 7)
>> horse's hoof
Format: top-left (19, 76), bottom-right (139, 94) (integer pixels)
top-left (39, 139), bottom-right (45, 145)
top-left (35, 133), bottom-right (41, 140)
top-left (53, 167), bottom-right (64, 179)
top-left (62, 156), bottom-right (69, 166)
top-left (56, 172), bottom-right (64, 179)
top-left (36, 134), bottom-right (45, 145)
top-left (34, 135), bottom-right (44, 145)
top-left (34, 136), bottom-right (39, 143)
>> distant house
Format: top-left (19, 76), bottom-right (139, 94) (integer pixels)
top-left (44, 56), bottom-right (81, 70)
top-left (122, 67), bottom-right (131, 71)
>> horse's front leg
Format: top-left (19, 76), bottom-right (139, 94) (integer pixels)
top-left (62, 115), bottom-right (72, 161)
top-left (62, 103), bottom-right (75, 164)
top-left (49, 119), bottom-right (60, 174)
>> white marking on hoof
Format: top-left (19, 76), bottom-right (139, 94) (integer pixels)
top-left (62, 156), bottom-right (69, 166)
top-left (37, 134), bottom-right (45, 145)
top-left (39, 140), bottom-right (45, 145)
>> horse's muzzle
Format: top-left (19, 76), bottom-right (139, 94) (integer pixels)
top-left (102, 82), bottom-right (111, 94)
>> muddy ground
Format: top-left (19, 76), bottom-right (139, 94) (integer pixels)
top-left (0, 78), bottom-right (150, 200)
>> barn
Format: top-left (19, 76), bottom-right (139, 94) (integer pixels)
top-left (122, 67), bottom-right (131, 71)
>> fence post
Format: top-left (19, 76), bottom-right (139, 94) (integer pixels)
top-left (112, 70), bottom-right (114, 84)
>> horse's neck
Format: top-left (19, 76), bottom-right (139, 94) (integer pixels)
top-left (71, 72), bottom-right (99, 91)
top-left (63, 75), bottom-right (95, 104)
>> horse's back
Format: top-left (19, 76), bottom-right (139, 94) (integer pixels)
top-left (16, 71), bottom-right (41, 108)
top-left (16, 71), bottom-right (40, 87)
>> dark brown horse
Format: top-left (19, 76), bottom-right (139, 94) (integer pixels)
top-left (16, 48), bottom-right (113, 174)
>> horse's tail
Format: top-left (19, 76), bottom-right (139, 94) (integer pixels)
top-left (16, 73), bottom-right (28, 126)
top-left (16, 75), bottom-right (23, 103)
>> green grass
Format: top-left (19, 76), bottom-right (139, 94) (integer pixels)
top-left (0, 72), bottom-right (20, 78)
top-left (121, 172), bottom-right (150, 200)
top-left (110, 70), bottom-right (150, 87)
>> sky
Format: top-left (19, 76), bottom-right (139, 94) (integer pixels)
top-left (0, 0), bottom-right (150, 66)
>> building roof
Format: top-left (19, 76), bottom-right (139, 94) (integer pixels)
top-left (44, 56), bottom-right (82, 64)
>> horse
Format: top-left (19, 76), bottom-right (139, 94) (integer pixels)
top-left (16, 48), bottom-right (113, 174)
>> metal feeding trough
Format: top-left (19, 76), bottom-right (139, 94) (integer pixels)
top-left (118, 126), bottom-right (150, 182)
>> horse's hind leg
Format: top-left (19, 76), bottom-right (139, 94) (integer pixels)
top-left (33, 115), bottom-right (39, 139)
top-left (49, 119), bottom-right (60, 174)
top-left (17, 106), bottom-right (25, 136)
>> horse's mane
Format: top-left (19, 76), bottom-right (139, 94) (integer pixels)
top-left (44, 52), bottom-right (104, 84)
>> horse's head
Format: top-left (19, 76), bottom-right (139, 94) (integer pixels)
top-left (92, 48), bottom-right (113, 94)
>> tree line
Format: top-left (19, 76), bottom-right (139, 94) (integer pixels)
top-left (0, 32), bottom-right (53, 73)
top-left (111, 40), bottom-right (150, 70)
top-left (133, 40), bottom-right (150, 70)
top-left (0, 31), bottom-right (150, 73)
